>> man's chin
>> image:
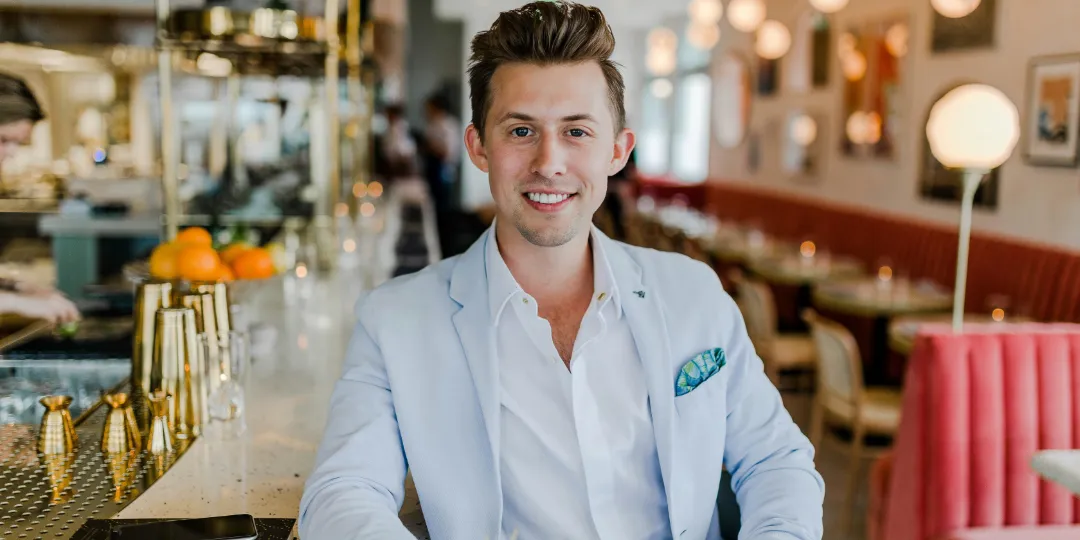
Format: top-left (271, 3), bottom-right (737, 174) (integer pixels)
top-left (514, 219), bottom-right (582, 248)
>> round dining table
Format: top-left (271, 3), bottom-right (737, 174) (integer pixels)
top-left (705, 229), bottom-right (793, 265)
top-left (747, 253), bottom-right (864, 286)
top-left (812, 278), bottom-right (953, 385)
top-left (746, 253), bottom-right (865, 332)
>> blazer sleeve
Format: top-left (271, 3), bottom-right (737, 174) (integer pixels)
top-left (298, 310), bottom-right (416, 539)
top-left (718, 289), bottom-right (825, 540)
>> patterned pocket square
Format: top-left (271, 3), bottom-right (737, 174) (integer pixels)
top-left (675, 348), bottom-right (727, 396)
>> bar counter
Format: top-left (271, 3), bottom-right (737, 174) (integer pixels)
top-left (1, 274), bottom-right (370, 539)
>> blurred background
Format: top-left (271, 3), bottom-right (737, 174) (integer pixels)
top-left (3, 1), bottom-right (1080, 539)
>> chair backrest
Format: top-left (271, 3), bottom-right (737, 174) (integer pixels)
top-left (737, 278), bottom-right (779, 347)
top-left (803, 310), bottom-right (864, 409)
top-left (881, 323), bottom-right (1080, 540)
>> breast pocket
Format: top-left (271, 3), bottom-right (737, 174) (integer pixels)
top-left (673, 368), bottom-right (726, 418)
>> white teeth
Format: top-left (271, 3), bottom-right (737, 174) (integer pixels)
top-left (526, 192), bottom-right (570, 204)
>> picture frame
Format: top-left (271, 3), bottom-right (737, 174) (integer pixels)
top-left (1023, 53), bottom-right (1080, 167)
top-left (930, 0), bottom-right (996, 53)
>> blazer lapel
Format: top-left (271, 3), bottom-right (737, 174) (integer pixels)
top-left (449, 228), bottom-right (502, 510)
top-left (601, 232), bottom-right (680, 535)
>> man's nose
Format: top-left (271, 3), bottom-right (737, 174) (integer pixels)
top-left (530, 134), bottom-right (568, 179)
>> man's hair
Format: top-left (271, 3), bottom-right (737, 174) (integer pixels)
top-left (467, 1), bottom-right (625, 141)
top-left (0, 73), bottom-right (44, 126)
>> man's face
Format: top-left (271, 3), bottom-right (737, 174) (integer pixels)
top-left (0, 120), bottom-right (33, 162)
top-left (465, 61), bottom-right (634, 248)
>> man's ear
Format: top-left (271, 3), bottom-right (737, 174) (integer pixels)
top-left (607, 128), bottom-right (636, 176)
top-left (465, 124), bottom-right (489, 173)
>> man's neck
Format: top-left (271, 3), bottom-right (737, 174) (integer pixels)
top-left (494, 220), bottom-right (593, 304)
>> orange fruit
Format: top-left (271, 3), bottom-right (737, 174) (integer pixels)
top-left (148, 242), bottom-right (181, 279)
top-left (231, 248), bottom-right (275, 280)
top-left (176, 244), bottom-right (222, 282)
top-left (175, 227), bottom-right (213, 246)
top-left (219, 243), bottom-right (252, 265)
top-left (215, 263), bottom-right (235, 282)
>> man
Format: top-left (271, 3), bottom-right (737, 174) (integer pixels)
top-left (0, 73), bottom-right (79, 324)
top-left (299, 2), bottom-right (824, 539)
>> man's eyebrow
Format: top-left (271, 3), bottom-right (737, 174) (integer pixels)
top-left (496, 112), bottom-right (600, 124)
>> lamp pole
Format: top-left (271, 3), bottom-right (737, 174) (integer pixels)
top-left (952, 169), bottom-right (987, 332)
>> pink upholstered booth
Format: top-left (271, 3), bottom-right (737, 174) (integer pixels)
top-left (868, 324), bottom-right (1080, 540)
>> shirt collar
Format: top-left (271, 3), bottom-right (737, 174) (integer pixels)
top-left (485, 223), bottom-right (623, 326)
top-left (486, 223), bottom-right (523, 326)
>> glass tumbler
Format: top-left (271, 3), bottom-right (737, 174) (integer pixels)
top-left (202, 330), bottom-right (250, 436)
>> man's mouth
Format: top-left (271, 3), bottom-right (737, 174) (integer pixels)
top-left (525, 192), bottom-right (574, 204)
top-left (522, 191), bottom-right (576, 212)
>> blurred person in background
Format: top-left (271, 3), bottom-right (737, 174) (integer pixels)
top-left (420, 91), bottom-right (461, 216)
top-left (0, 73), bottom-right (79, 325)
top-left (375, 103), bottom-right (419, 180)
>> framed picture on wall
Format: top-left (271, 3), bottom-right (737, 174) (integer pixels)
top-left (1023, 54), bottom-right (1080, 167)
top-left (931, 0), bottom-right (996, 53)
top-left (838, 16), bottom-right (908, 160)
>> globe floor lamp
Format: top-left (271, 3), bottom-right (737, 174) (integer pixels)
top-left (926, 84), bottom-right (1020, 331)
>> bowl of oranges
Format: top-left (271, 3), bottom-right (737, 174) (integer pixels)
top-left (123, 227), bottom-right (280, 302)
top-left (148, 227), bottom-right (278, 283)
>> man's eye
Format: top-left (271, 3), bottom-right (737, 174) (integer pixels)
top-left (512, 127), bottom-right (532, 137)
top-left (568, 129), bottom-right (586, 137)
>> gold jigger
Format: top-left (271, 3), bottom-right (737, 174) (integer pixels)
top-left (133, 281), bottom-right (172, 393)
top-left (154, 307), bottom-right (206, 438)
top-left (146, 390), bottom-right (174, 455)
top-left (42, 453), bottom-right (75, 504)
top-left (192, 281), bottom-right (232, 380)
top-left (106, 452), bottom-right (138, 502)
top-left (101, 393), bottom-right (141, 453)
top-left (38, 395), bottom-right (77, 455)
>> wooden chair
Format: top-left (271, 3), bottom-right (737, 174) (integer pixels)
top-left (802, 308), bottom-right (901, 536)
top-left (733, 273), bottom-right (816, 388)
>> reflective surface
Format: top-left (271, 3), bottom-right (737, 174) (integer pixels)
top-left (0, 359), bottom-right (129, 426)
top-left (0, 384), bottom-right (189, 540)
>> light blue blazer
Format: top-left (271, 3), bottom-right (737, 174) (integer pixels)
top-left (299, 227), bottom-right (824, 539)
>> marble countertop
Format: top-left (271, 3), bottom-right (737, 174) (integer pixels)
top-left (1032, 450), bottom-right (1080, 496)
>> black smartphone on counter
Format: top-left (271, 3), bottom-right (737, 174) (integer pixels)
top-left (110, 514), bottom-right (258, 539)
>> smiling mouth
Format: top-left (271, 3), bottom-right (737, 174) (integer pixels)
top-left (524, 192), bottom-right (574, 204)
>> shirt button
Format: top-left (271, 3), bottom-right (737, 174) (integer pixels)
top-left (597, 292), bottom-right (607, 301)
top-left (522, 298), bottom-right (529, 304)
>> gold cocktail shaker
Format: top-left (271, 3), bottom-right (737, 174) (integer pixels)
top-left (133, 281), bottom-right (172, 393)
top-left (176, 292), bottom-right (223, 394)
top-left (153, 307), bottom-right (207, 439)
top-left (192, 281), bottom-right (232, 380)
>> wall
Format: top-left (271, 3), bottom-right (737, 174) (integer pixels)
top-left (709, 0), bottom-right (1080, 250)
top-left (405, 0), bottom-right (464, 128)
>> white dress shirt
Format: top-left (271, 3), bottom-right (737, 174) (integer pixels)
top-left (486, 228), bottom-right (670, 539)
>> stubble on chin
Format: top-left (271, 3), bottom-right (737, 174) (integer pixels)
top-left (510, 203), bottom-right (581, 248)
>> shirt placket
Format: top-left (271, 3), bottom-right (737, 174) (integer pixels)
top-left (571, 299), bottom-right (623, 539)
